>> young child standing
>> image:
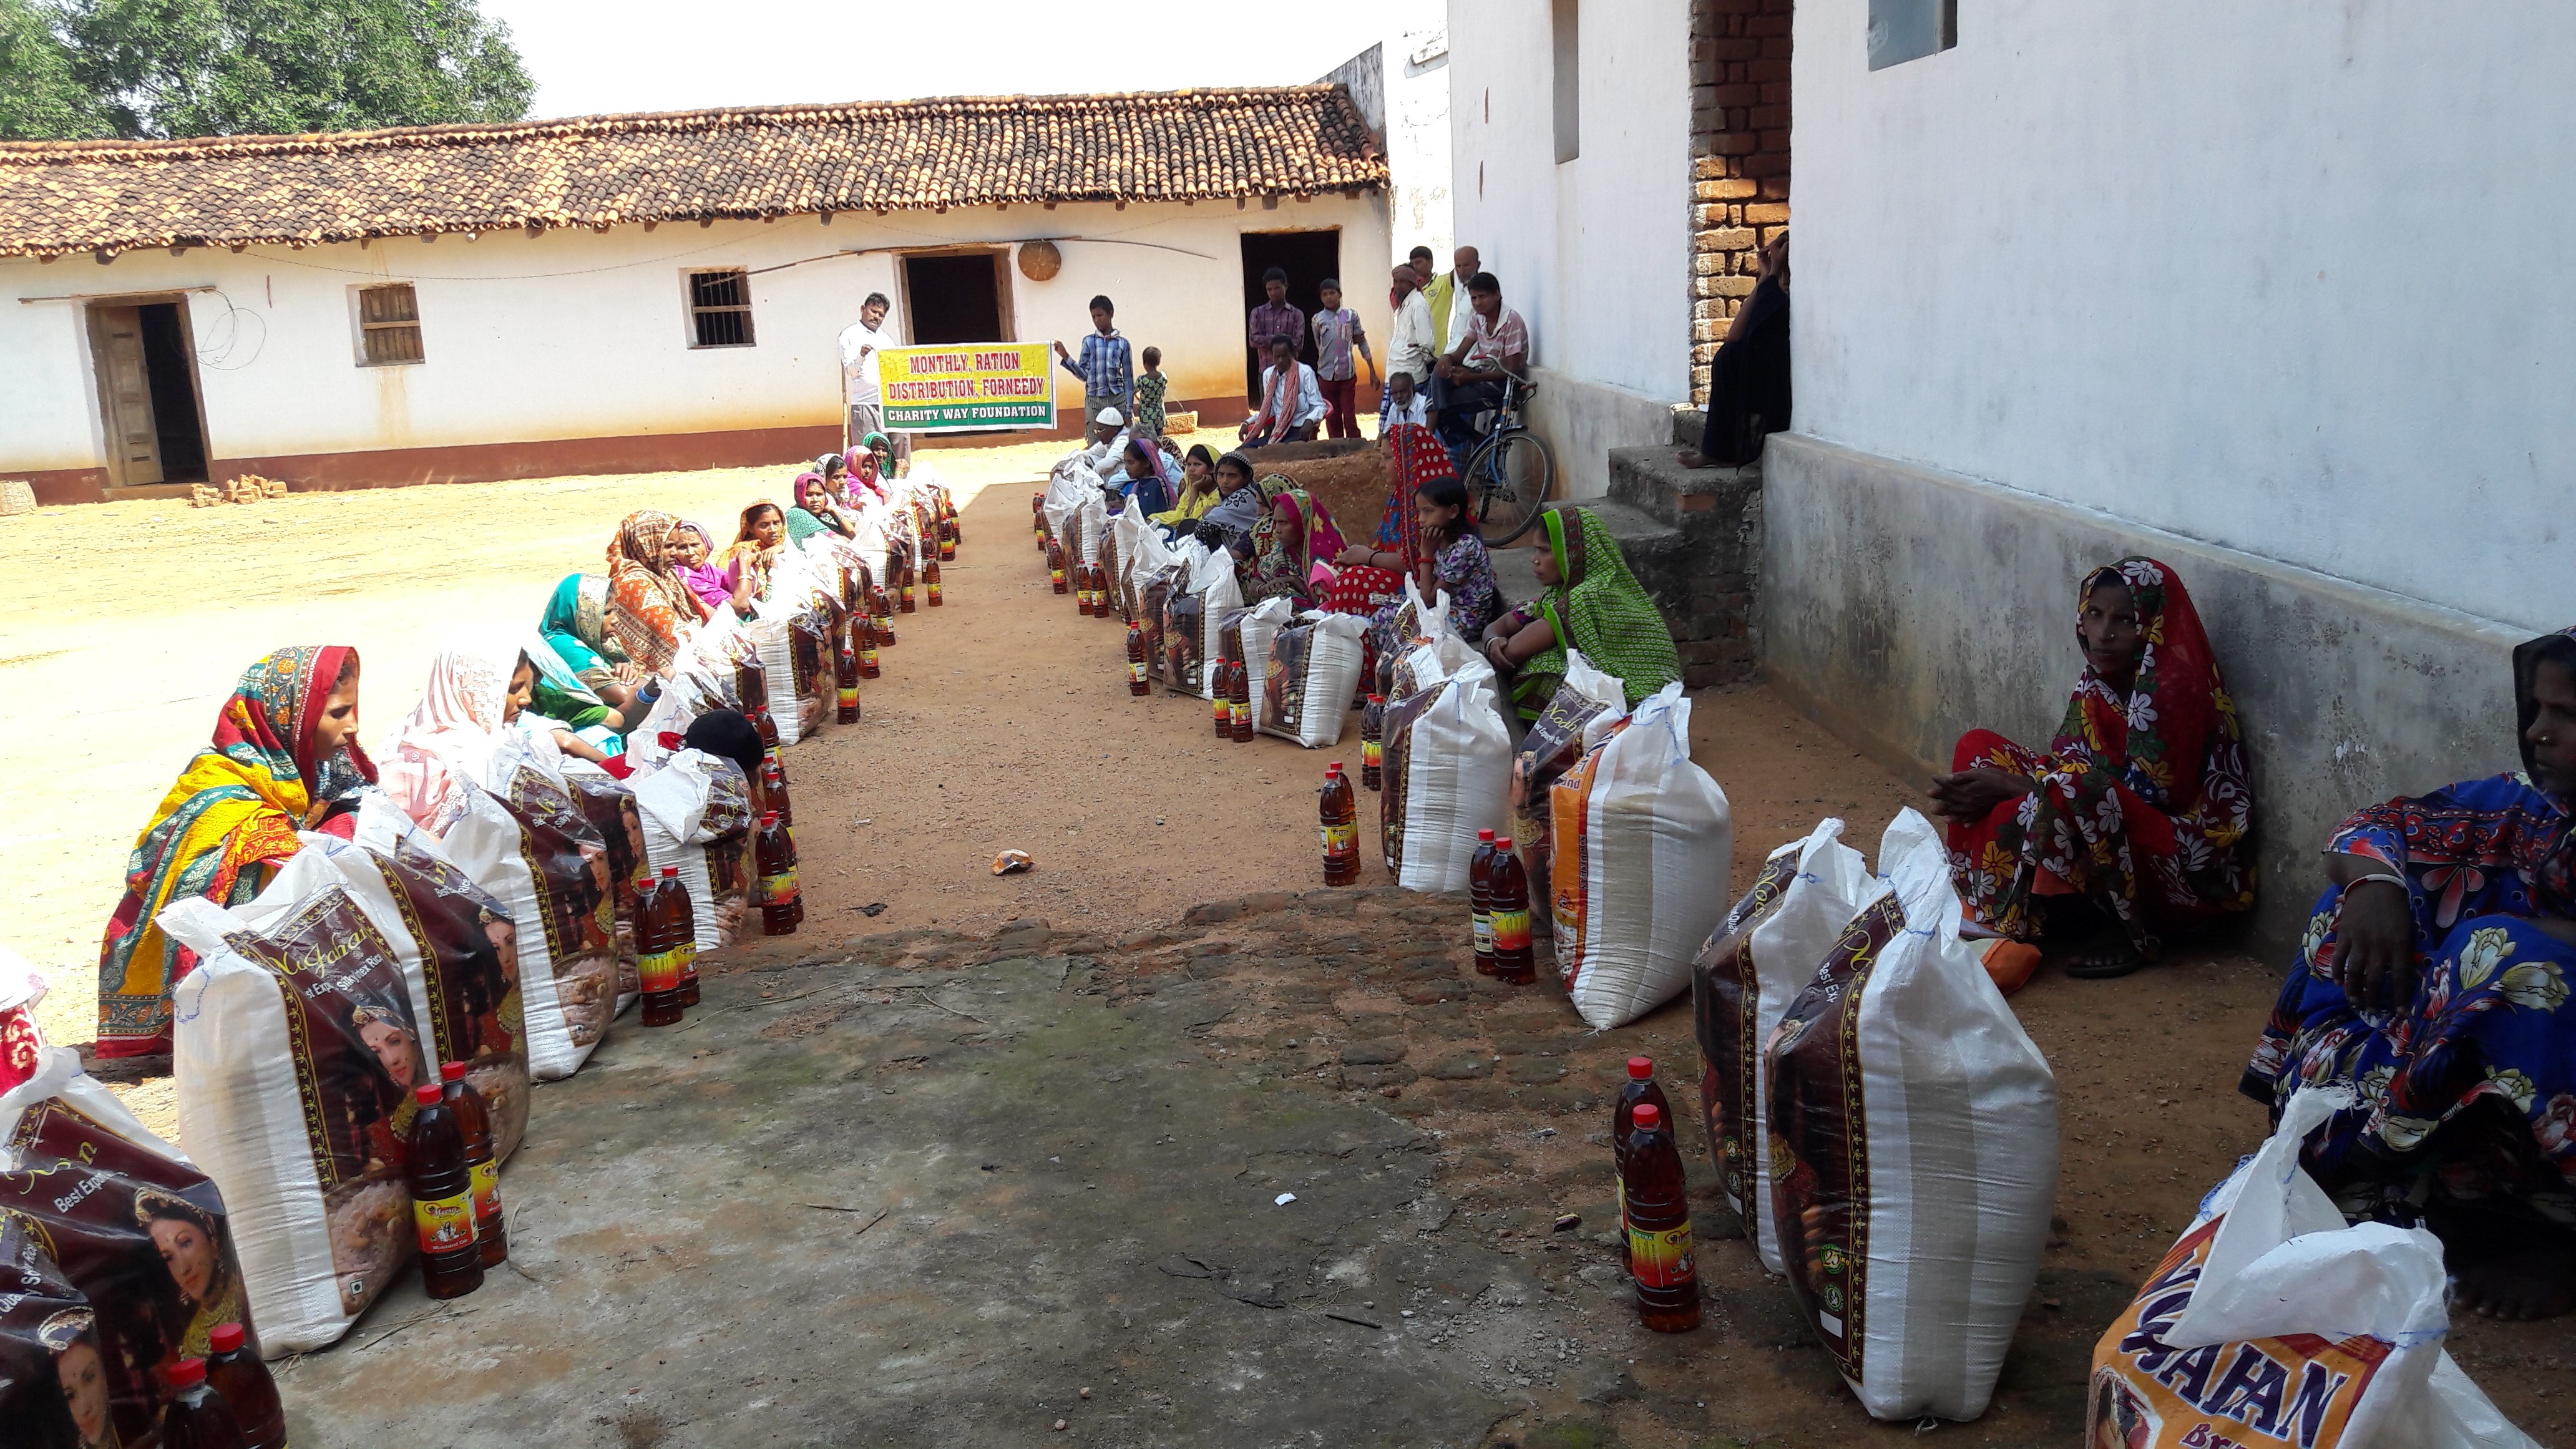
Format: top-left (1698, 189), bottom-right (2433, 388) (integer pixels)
top-left (1131, 346), bottom-right (1169, 439)
top-left (1311, 280), bottom-right (1375, 441)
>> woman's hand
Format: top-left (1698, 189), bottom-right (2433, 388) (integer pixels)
top-left (612, 662), bottom-right (645, 687)
top-left (729, 569), bottom-right (755, 608)
top-left (2329, 879), bottom-right (2419, 1011)
top-left (1334, 544), bottom-right (1375, 568)
top-left (1926, 768), bottom-right (2037, 825)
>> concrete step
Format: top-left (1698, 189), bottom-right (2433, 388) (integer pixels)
top-left (1671, 402), bottom-right (1702, 449)
top-left (1607, 444), bottom-right (1762, 530)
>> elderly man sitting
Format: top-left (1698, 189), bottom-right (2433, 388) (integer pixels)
top-left (1080, 405), bottom-right (1131, 473)
top-left (1241, 335), bottom-right (1326, 449)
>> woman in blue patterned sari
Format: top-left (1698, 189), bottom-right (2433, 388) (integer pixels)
top-left (2243, 626), bottom-right (2576, 1319)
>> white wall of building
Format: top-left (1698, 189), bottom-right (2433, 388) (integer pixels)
top-left (1792, 0), bottom-right (2576, 632)
top-left (0, 194), bottom-right (1390, 477)
top-left (1323, 27), bottom-right (1455, 268)
top-left (1447, 0), bottom-right (1695, 495)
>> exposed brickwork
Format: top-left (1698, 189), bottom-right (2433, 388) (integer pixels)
top-left (1689, 0), bottom-right (1792, 402)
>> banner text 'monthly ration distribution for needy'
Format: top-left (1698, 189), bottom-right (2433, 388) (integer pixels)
top-left (879, 343), bottom-right (1056, 432)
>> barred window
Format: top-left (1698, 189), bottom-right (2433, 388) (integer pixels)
top-left (688, 269), bottom-right (756, 348)
top-left (356, 283), bottom-right (424, 365)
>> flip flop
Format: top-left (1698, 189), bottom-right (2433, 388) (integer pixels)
top-left (2064, 947), bottom-right (2149, 980)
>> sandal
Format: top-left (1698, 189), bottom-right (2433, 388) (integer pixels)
top-left (2062, 938), bottom-right (2149, 980)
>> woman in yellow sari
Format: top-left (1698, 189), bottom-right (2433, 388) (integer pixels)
top-left (97, 646), bottom-right (372, 1058)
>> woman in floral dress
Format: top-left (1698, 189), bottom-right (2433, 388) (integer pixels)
top-left (2243, 625), bottom-right (2576, 1320)
top-left (1927, 557), bottom-right (2256, 977)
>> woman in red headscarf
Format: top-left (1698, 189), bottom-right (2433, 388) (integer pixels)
top-left (1927, 557), bottom-right (2256, 979)
top-left (97, 645), bottom-right (376, 1056)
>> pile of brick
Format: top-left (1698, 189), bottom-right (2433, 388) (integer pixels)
top-left (188, 475), bottom-right (288, 507)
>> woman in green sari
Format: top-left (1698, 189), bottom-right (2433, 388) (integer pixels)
top-left (1481, 506), bottom-right (1681, 718)
top-left (539, 573), bottom-right (645, 712)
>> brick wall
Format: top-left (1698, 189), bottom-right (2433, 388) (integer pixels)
top-left (1689, 0), bottom-right (1792, 403)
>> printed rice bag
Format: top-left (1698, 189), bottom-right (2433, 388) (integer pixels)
top-left (1765, 809), bottom-right (2058, 1421)
top-left (1259, 611), bottom-right (1370, 748)
top-left (743, 618), bottom-right (803, 746)
top-left (1389, 632), bottom-right (1483, 704)
top-left (632, 748), bottom-right (756, 952)
top-left (328, 798), bottom-right (533, 1163)
top-left (437, 781), bottom-right (604, 1082)
top-left (1163, 583), bottom-right (1205, 695)
top-left (1379, 663), bottom-right (1513, 890)
top-left (1139, 564), bottom-right (1185, 685)
top-left (160, 884), bottom-right (430, 1352)
top-left (1690, 818), bottom-right (1882, 1273)
top-left (2087, 1087), bottom-right (2538, 1449)
top-left (1549, 684), bottom-right (1734, 1029)
top-left (561, 763), bottom-right (648, 1017)
top-left (484, 734), bottom-right (619, 1072)
top-left (1189, 542), bottom-right (1244, 701)
top-left (1507, 650), bottom-right (1630, 910)
top-left (1, 1046), bottom-right (260, 1424)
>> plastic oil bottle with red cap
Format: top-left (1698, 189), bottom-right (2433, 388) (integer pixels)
top-left (1619, 1100), bottom-right (1700, 1332)
top-left (1487, 839), bottom-right (1536, 984)
top-left (1612, 1057), bottom-right (1672, 1274)
top-left (440, 1060), bottom-right (506, 1266)
top-left (637, 864), bottom-right (693, 1027)
top-left (1468, 829), bottom-right (1500, 973)
top-left (1318, 763), bottom-right (1358, 885)
top-left (204, 1324), bottom-right (284, 1448)
top-left (755, 811), bottom-right (801, 935)
top-left (159, 1356), bottom-right (248, 1449)
top-left (406, 1081), bottom-right (482, 1300)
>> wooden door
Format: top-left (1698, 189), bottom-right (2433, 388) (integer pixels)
top-left (89, 305), bottom-right (163, 485)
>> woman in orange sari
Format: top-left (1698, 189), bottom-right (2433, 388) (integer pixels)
top-left (97, 645), bottom-right (373, 1057)
top-left (603, 510), bottom-right (710, 675)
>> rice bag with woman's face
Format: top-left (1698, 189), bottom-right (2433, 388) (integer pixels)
top-left (159, 872), bottom-right (434, 1354)
top-left (1, 1046), bottom-right (260, 1429)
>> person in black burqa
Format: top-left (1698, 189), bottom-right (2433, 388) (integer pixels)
top-left (1681, 232), bottom-right (1789, 469)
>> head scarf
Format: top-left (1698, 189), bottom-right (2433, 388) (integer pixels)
top-left (1516, 507), bottom-right (1681, 711)
top-left (521, 632), bottom-right (610, 730)
top-left (2054, 557), bottom-right (2252, 834)
top-left (1380, 424), bottom-right (1451, 575)
top-left (541, 573), bottom-right (622, 676)
top-left (1122, 437), bottom-right (1176, 517)
top-left (667, 521), bottom-right (734, 612)
top-left (1242, 476), bottom-right (1314, 602)
top-left (380, 641), bottom-right (516, 832)
top-left (1199, 453), bottom-right (1266, 544)
top-left (785, 477), bottom-right (845, 545)
top-left (97, 646), bottom-right (376, 1056)
top-left (843, 445), bottom-right (888, 504)
top-left (603, 510), bottom-right (706, 675)
top-left (816, 452), bottom-right (847, 480)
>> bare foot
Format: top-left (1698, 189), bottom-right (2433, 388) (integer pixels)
top-left (1677, 450), bottom-right (1712, 469)
top-left (2456, 1249), bottom-right (2576, 1320)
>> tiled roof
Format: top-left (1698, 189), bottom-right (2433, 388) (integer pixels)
top-left (0, 85), bottom-right (1386, 260)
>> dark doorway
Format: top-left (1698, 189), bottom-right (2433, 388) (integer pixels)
top-left (137, 303), bottom-right (208, 481)
top-left (86, 296), bottom-right (209, 486)
top-left (903, 251), bottom-right (1010, 345)
top-left (1239, 230), bottom-right (1341, 403)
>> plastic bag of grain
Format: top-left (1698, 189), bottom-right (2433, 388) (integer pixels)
top-left (1379, 661), bottom-right (1514, 889)
top-left (1507, 650), bottom-right (1631, 913)
top-left (1219, 595), bottom-right (1297, 724)
top-left (1392, 573), bottom-right (1454, 648)
top-left (436, 781), bottom-right (605, 1082)
top-left (741, 617), bottom-right (803, 746)
top-left (632, 748), bottom-right (756, 952)
top-left (1189, 542), bottom-right (1244, 701)
top-left (1690, 818), bottom-right (1881, 1274)
top-left (319, 801), bottom-right (533, 1161)
top-left (483, 733), bottom-right (619, 1069)
top-left (1548, 683), bottom-right (1733, 1029)
top-left (1390, 631), bottom-right (1484, 703)
top-left (1140, 563), bottom-right (1188, 687)
top-left (1260, 611), bottom-right (1371, 748)
top-left (1, 1045), bottom-right (263, 1399)
top-left (0, 1208), bottom-right (104, 1441)
top-left (159, 886), bottom-right (429, 1353)
top-left (2086, 1086), bottom-right (2537, 1449)
top-left (1043, 458), bottom-right (1100, 556)
top-left (561, 762), bottom-right (648, 1018)
top-left (1765, 808), bottom-right (2057, 1422)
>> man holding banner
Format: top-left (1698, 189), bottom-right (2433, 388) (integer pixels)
top-left (837, 291), bottom-right (909, 466)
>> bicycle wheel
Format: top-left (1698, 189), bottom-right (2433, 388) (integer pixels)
top-left (1469, 429), bottom-right (1556, 545)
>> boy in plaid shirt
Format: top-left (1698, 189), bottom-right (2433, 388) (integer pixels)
top-left (1310, 280), bottom-right (1375, 440)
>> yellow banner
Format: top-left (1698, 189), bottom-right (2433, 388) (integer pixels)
top-left (878, 343), bottom-right (1057, 432)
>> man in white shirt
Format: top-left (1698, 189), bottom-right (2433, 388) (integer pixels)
top-left (1240, 336), bottom-right (1327, 447)
top-left (1080, 406), bottom-right (1131, 474)
top-left (1378, 368), bottom-right (1432, 429)
top-left (1385, 263), bottom-right (1437, 391)
top-left (837, 291), bottom-right (908, 465)
top-left (1438, 245), bottom-right (1481, 356)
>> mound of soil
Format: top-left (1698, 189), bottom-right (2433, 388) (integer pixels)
top-left (1259, 444), bottom-right (1395, 540)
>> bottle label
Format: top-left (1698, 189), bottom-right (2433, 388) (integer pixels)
top-left (1627, 1221), bottom-right (1695, 1289)
top-left (1320, 822), bottom-right (1357, 855)
top-left (1050, 568), bottom-right (1065, 585)
top-left (862, 645), bottom-right (879, 665)
top-left (1616, 1175), bottom-right (1629, 1235)
top-left (1490, 908), bottom-right (1532, 953)
top-left (1362, 739), bottom-right (1382, 769)
top-left (1229, 701), bottom-right (1250, 728)
top-left (413, 1189), bottom-right (476, 1255)
top-left (638, 947), bottom-right (686, 993)
top-left (677, 941), bottom-right (698, 980)
top-left (1214, 698), bottom-right (1231, 724)
top-left (471, 1158), bottom-right (503, 1223)
top-left (837, 686), bottom-right (859, 708)
top-left (757, 867), bottom-right (800, 905)
top-left (1472, 911), bottom-right (1494, 955)
top-left (929, 585), bottom-right (943, 603)
top-left (1129, 661), bottom-right (1148, 685)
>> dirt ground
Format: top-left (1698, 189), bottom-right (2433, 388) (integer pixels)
top-left (7, 454), bottom-right (2570, 1443)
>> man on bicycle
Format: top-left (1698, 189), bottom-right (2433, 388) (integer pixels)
top-left (1432, 271), bottom-right (1528, 456)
